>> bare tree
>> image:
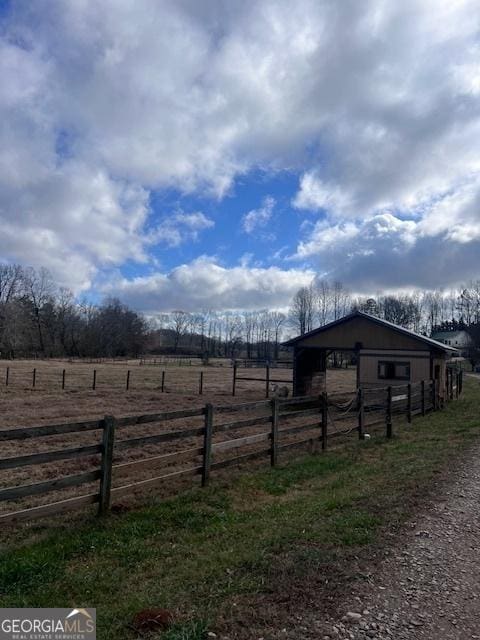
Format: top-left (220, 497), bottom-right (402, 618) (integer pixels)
top-left (289, 285), bottom-right (314, 335)
top-left (22, 267), bottom-right (55, 354)
top-left (314, 279), bottom-right (332, 326)
top-left (170, 310), bottom-right (190, 352)
top-left (270, 311), bottom-right (286, 360)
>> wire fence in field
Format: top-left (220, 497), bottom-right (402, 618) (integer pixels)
top-left (0, 362), bottom-right (295, 397)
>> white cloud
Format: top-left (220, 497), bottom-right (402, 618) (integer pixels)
top-left (103, 256), bottom-right (315, 312)
top-left (291, 205), bottom-right (480, 291)
top-left (1, 0), bottom-right (480, 293)
top-left (293, 174), bottom-right (354, 215)
top-left (0, 160), bottom-right (149, 291)
top-left (242, 196), bottom-right (275, 234)
top-left (150, 211), bottom-right (214, 248)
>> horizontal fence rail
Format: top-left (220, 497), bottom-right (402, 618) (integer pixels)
top-left (0, 372), bottom-right (463, 525)
top-left (0, 360), bottom-right (294, 397)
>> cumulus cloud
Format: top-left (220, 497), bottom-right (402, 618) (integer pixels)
top-left (103, 256), bottom-right (315, 312)
top-left (1, 0), bottom-right (480, 294)
top-left (292, 207), bottom-right (480, 292)
top-left (150, 211), bottom-right (214, 248)
top-left (242, 196), bottom-right (275, 235)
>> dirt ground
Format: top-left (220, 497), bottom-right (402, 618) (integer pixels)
top-left (262, 441), bottom-right (480, 640)
top-left (0, 359), bottom-right (357, 520)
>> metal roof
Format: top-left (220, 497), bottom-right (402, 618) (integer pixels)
top-left (430, 330), bottom-right (471, 341)
top-left (283, 310), bottom-right (459, 353)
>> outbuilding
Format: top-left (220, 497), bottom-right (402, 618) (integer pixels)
top-left (284, 311), bottom-right (458, 397)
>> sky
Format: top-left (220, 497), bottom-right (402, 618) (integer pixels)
top-left (1, 0), bottom-right (480, 313)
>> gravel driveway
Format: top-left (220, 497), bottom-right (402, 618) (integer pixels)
top-left (303, 441), bottom-right (480, 640)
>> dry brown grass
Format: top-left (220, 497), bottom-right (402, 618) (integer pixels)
top-left (0, 359), bottom-right (356, 519)
top-left (0, 358), bottom-right (356, 425)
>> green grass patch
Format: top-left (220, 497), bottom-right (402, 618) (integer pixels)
top-left (1, 380), bottom-right (479, 639)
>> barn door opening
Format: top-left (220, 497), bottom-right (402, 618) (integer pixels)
top-left (294, 348), bottom-right (326, 396)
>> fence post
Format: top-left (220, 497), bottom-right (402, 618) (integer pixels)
top-left (386, 386), bottom-right (393, 438)
top-left (459, 370), bottom-right (463, 395)
top-left (321, 392), bottom-right (328, 450)
top-left (455, 371), bottom-right (459, 399)
top-left (232, 363), bottom-right (237, 397)
top-left (202, 403), bottom-right (214, 487)
top-left (98, 415), bottom-right (116, 516)
top-left (5, 366), bottom-right (9, 387)
top-left (265, 365), bottom-right (270, 398)
top-left (449, 369), bottom-right (454, 400)
top-left (32, 368), bottom-right (36, 388)
top-left (358, 387), bottom-right (365, 440)
top-left (62, 368), bottom-right (66, 390)
top-left (271, 397), bottom-right (279, 466)
top-left (199, 371), bottom-right (204, 395)
top-left (126, 370), bottom-right (130, 391)
top-left (92, 369), bottom-right (97, 391)
top-left (407, 383), bottom-right (412, 424)
top-left (421, 380), bottom-right (425, 416)
top-left (161, 370), bottom-right (165, 392)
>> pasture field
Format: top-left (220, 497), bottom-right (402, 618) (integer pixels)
top-left (0, 379), bottom-right (478, 640)
top-left (0, 358), bottom-right (356, 426)
top-left (0, 359), bottom-right (356, 520)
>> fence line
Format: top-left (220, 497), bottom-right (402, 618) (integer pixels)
top-left (0, 364), bottom-right (294, 396)
top-left (232, 363), bottom-right (293, 397)
top-left (0, 374), bottom-right (463, 525)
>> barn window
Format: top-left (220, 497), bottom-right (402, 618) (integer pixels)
top-left (378, 361), bottom-right (410, 380)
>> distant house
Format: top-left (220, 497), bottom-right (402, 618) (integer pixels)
top-left (284, 311), bottom-right (458, 398)
top-left (430, 330), bottom-right (472, 357)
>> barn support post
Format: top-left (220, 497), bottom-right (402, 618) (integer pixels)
top-left (407, 383), bottom-right (412, 424)
top-left (432, 380), bottom-right (440, 411)
top-left (270, 397), bottom-right (279, 467)
top-left (358, 387), bottom-right (365, 440)
top-left (32, 368), bottom-right (36, 388)
top-left (5, 366), bottom-right (9, 387)
top-left (98, 415), bottom-right (116, 516)
top-left (386, 386), bottom-right (393, 438)
top-left (126, 370), bottom-right (130, 391)
top-left (321, 392), bottom-right (328, 450)
top-left (201, 403), bottom-right (214, 487)
top-left (421, 380), bottom-right (426, 416)
top-left (232, 363), bottom-right (237, 396)
top-left (62, 368), bottom-right (66, 390)
top-left (92, 369), bottom-right (97, 391)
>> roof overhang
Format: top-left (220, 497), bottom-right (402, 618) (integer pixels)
top-left (283, 310), bottom-right (459, 355)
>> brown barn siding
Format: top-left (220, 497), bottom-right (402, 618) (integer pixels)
top-left (359, 350), bottom-right (431, 386)
top-left (299, 316), bottom-right (428, 351)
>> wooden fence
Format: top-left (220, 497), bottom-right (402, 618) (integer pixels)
top-left (1, 364), bottom-right (293, 396)
top-left (0, 375), bottom-right (462, 525)
top-left (232, 363), bottom-right (293, 397)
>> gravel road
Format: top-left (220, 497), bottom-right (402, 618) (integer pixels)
top-left (300, 441), bottom-right (480, 640)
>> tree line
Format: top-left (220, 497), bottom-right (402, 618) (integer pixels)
top-left (148, 309), bottom-right (287, 361)
top-left (289, 278), bottom-right (480, 336)
top-left (1, 261), bottom-right (479, 363)
top-left (0, 264), bottom-right (147, 358)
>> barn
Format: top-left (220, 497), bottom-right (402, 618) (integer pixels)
top-left (284, 311), bottom-right (458, 397)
